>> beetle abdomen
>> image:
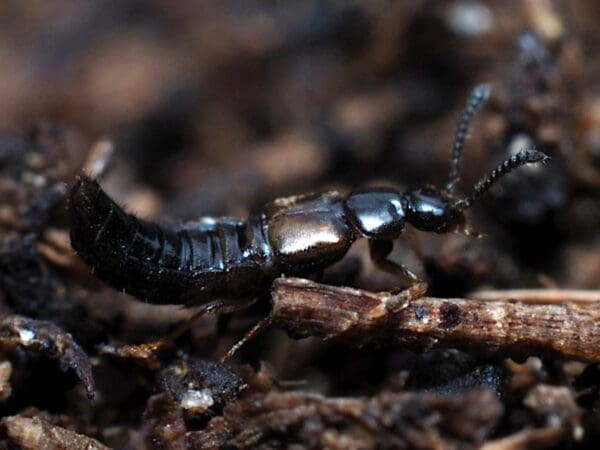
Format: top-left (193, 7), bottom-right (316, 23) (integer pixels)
top-left (69, 176), bottom-right (270, 304)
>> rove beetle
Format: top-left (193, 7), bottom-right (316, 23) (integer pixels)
top-left (69, 85), bottom-right (549, 313)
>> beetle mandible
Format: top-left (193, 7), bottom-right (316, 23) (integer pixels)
top-left (69, 85), bottom-right (549, 311)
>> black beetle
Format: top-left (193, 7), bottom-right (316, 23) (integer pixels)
top-left (69, 85), bottom-right (549, 308)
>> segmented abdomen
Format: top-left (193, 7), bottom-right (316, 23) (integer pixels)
top-left (69, 176), bottom-right (272, 304)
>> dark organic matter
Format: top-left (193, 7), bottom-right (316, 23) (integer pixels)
top-left (0, 315), bottom-right (95, 399)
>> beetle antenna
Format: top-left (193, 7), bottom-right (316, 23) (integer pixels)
top-left (446, 84), bottom-right (490, 193)
top-left (455, 149), bottom-right (550, 211)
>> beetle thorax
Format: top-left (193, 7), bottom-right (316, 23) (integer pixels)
top-left (343, 188), bottom-right (406, 240)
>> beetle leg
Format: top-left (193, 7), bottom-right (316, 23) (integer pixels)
top-left (167, 297), bottom-right (258, 342)
top-left (221, 314), bottom-right (273, 363)
top-left (369, 239), bottom-right (423, 285)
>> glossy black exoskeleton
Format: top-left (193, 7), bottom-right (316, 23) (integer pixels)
top-left (69, 85), bottom-right (549, 308)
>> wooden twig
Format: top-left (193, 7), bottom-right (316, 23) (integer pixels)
top-left (271, 278), bottom-right (600, 363)
top-left (469, 289), bottom-right (600, 304)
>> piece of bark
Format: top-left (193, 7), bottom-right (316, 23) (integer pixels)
top-left (0, 315), bottom-right (94, 399)
top-left (271, 278), bottom-right (600, 363)
top-left (1, 416), bottom-right (108, 450)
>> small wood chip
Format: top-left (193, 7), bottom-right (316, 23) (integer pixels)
top-left (2, 416), bottom-right (108, 450)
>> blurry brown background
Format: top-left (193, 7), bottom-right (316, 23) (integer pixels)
top-left (2, 0), bottom-right (598, 289)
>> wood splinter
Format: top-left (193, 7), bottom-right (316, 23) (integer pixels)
top-left (271, 278), bottom-right (600, 363)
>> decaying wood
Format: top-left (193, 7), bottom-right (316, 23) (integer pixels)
top-left (190, 389), bottom-right (502, 449)
top-left (271, 278), bottom-right (600, 363)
